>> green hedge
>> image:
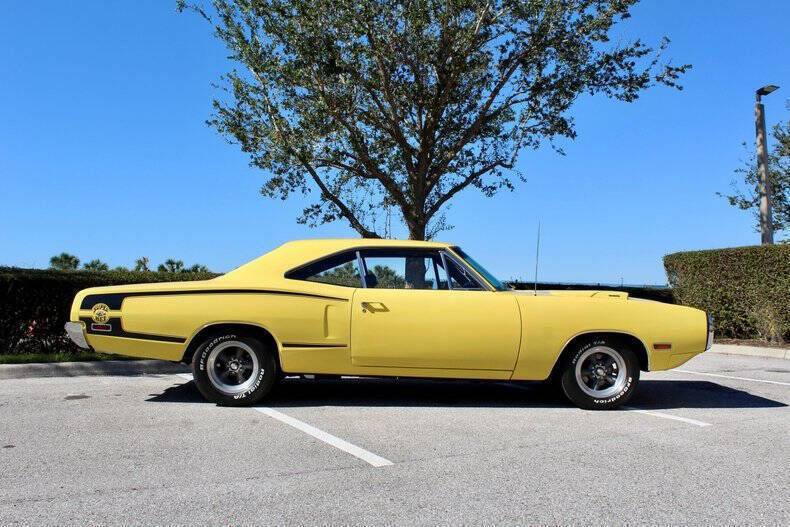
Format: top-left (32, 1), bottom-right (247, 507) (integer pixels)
top-left (507, 281), bottom-right (674, 304)
top-left (0, 267), bottom-right (219, 354)
top-left (664, 245), bottom-right (790, 342)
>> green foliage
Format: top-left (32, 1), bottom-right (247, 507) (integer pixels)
top-left (134, 257), bottom-right (151, 272)
top-left (49, 253), bottom-right (79, 270)
top-left (83, 259), bottom-right (110, 271)
top-left (156, 259), bottom-right (210, 273)
top-left (187, 263), bottom-right (210, 273)
top-left (158, 259), bottom-right (185, 273)
top-left (0, 267), bottom-right (219, 355)
top-left (307, 261), bottom-right (362, 287)
top-left (371, 265), bottom-right (407, 289)
top-left (719, 104), bottom-right (790, 239)
top-left (180, 0), bottom-right (688, 239)
top-left (664, 245), bottom-right (790, 342)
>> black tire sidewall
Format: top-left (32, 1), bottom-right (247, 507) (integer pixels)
top-left (560, 337), bottom-right (640, 410)
top-left (191, 332), bottom-right (277, 406)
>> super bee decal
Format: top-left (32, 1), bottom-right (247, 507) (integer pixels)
top-left (91, 303), bottom-right (110, 323)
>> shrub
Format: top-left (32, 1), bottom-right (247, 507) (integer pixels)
top-left (664, 245), bottom-right (790, 342)
top-left (0, 267), bottom-right (219, 355)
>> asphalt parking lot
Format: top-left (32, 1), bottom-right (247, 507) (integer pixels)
top-left (1, 352), bottom-right (788, 525)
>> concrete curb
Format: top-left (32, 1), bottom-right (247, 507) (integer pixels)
top-left (0, 360), bottom-right (189, 380)
top-left (708, 343), bottom-right (789, 360)
top-left (1, 342), bottom-right (786, 380)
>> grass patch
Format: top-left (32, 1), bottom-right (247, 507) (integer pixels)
top-left (0, 352), bottom-right (137, 364)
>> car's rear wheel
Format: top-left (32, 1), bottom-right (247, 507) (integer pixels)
top-left (191, 332), bottom-right (277, 406)
top-left (560, 337), bottom-right (639, 410)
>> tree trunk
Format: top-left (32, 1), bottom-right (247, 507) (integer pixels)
top-left (405, 219), bottom-right (427, 288)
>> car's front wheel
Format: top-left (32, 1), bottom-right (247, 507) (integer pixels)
top-left (191, 332), bottom-right (277, 406)
top-left (560, 337), bottom-right (639, 410)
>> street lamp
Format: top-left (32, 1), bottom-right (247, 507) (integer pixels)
top-left (755, 84), bottom-right (779, 244)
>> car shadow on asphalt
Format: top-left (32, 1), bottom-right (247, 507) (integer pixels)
top-left (146, 377), bottom-right (787, 410)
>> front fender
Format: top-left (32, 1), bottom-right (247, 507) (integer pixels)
top-left (510, 295), bottom-right (707, 380)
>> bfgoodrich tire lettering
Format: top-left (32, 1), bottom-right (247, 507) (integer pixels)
top-left (191, 332), bottom-right (277, 406)
top-left (560, 337), bottom-right (640, 410)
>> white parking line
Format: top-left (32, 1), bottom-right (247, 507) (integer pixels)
top-left (674, 369), bottom-right (790, 387)
top-left (622, 406), bottom-right (712, 427)
top-left (175, 372), bottom-right (393, 467)
top-left (255, 407), bottom-right (394, 467)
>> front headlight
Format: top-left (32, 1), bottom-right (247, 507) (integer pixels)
top-left (705, 314), bottom-right (714, 350)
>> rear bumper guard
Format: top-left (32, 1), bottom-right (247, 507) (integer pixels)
top-left (65, 321), bottom-right (90, 349)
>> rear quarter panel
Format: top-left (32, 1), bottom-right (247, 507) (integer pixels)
top-left (511, 295), bottom-right (707, 380)
top-left (71, 281), bottom-right (352, 363)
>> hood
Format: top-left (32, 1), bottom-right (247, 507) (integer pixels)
top-left (510, 290), bottom-right (629, 300)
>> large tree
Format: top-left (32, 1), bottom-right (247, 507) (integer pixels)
top-left (180, 0), bottom-right (688, 240)
top-left (720, 105), bottom-right (790, 240)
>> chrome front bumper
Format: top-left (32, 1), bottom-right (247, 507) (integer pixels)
top-left (65, 321), bottom-right (89, 349)
top-left (705, 313), bottom-right (715, 350)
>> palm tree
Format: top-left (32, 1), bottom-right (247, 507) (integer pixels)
top-left (133, 256), bottom-right (150, 272)
top-left (186, 263), bottom-right (210, 273)
top-left (49, 253), bottom-right (80, 270)
top-left (158, 259), bottom-right (184, 273)
top-left (83, 259), bottom-right (110, 271)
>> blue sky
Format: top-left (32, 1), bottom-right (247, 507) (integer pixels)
top-left (1, 1), bottom-right (788, 284)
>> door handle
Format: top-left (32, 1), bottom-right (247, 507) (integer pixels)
top-left (361, 301), bottom-right (389, 313)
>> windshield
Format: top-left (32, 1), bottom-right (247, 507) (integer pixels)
top-left (450, 247), bottom-right (508, 291)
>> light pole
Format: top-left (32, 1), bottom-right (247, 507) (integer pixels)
top-left (755, 84), bottom-right (779, 244)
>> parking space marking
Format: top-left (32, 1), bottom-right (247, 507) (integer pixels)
top-left (674, 369), bottom-right (790, 387)
top-left (622, 407), bottom-right (711, 427)
top-left (174, 373), bottom-right (392, 467)
top-left (254, 407), bottom-right (394, 467)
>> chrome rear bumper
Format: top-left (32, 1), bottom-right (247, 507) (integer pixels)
top-left (65, 321), bottom-right (89, 349)
top-left (705, 314), bottom-right (715, 350)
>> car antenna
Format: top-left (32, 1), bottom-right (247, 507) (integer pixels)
top-left (534, 220), bottom-right (541, 296)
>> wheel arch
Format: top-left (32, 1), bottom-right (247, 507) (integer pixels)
top-left (181, 322), bottom-right (283, 370)
top-left (549, 331), bottom-right (650, 381)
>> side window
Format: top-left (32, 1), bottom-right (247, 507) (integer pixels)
top-left (359, 250), bottom-right (448, 290)
top-left (445, 257), bottom-right (483, 290)
top-left (285, 251), bottom-right (362, 287)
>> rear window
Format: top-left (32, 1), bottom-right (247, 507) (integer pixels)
top-left (285, 251), bottom-right (362, 288)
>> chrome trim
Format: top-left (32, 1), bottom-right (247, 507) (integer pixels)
top-left (283, 244), bottom-right (449, 280)
top-left (439, 251), bottom-right (451, 290)
top-left (706, 314), bottom-right (715, 351)
top-left (356, 250), bottom-right (368, 288)
top-left (64, 321), bottom-right (89, 349)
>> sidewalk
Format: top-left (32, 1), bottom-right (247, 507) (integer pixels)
top-left (709, 343), bottom-right (789, 360)
top-left (0, 359), bottom-right (189, 380)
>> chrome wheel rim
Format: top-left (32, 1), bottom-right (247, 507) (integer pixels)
top-left (206, 341), bottom-right (260, 395)
top-left (575, 346), bottom-right (627, 398)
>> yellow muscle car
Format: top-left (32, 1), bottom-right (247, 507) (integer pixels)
top-left (65, 239), bottom-right (712, 409)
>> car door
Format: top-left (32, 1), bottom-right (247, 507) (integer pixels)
top-left (350, 248), bottom-right (521, 371)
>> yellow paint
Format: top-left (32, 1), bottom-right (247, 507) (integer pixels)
top-left (69, 239), bottom-right (709, 379)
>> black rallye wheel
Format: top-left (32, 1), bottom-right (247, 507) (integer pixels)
top-left (560, 337), bottom-right (640, 410)
top-left (191, 332), bottom-right (277, 406)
